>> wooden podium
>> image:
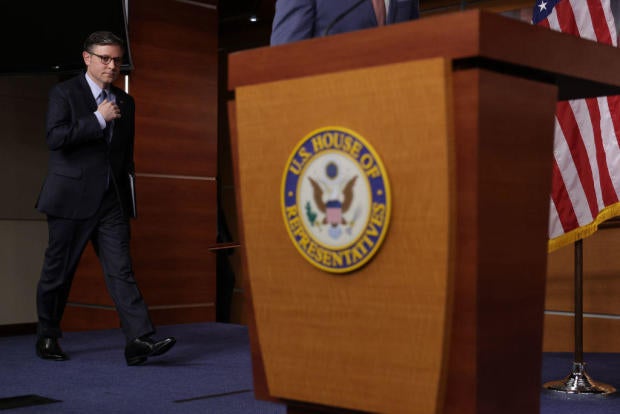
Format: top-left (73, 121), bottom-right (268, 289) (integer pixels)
top-left (227, 10), bottom-right (620, 414)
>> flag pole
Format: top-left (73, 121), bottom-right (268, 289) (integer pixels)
top-left (543, 239), bottom-right (615, 395)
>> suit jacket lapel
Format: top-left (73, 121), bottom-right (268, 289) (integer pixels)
top-left (78, 73), bottom-right (98, 112)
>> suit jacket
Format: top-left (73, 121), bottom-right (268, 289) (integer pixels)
top-left (36, 74), bottom-right (135, 220)
top-left (271, 0), bottom-right (419, 45)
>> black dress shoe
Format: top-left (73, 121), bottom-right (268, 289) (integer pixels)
top-left (125, 336), bottom-right (176, 366)
top-left (36, 337), bottom-right (68, 361)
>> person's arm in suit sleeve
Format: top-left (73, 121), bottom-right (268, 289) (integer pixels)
top-left (270, 0), bottom-right (316, 46)
top-left (45, 85), bottom-right (104, 151)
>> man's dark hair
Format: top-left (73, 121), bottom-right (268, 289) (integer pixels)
top-left (83, 31), bottom-right (124, 53)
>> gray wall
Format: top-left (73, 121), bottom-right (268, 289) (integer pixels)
top-left (0, 75), bottom-right (55, 325)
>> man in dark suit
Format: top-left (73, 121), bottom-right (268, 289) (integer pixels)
top-left (271, 0), bottom-right (420, 45)
top-left (35, 31), bottom-right (175, 366)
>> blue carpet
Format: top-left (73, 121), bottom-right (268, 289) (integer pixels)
top-left (541, 353), bottom-right (620, 414)
top-left (2, 322), bottom-right (620, 413)
top-left (0, 323), bottom-right (284, 413)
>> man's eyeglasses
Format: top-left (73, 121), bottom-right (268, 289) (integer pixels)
top-left (89, 52), bottom-right (123, 66)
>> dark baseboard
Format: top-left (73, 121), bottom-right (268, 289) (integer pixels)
top-left (0, 323), bottom-right (37, 337)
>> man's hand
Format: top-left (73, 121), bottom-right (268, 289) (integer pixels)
top-left (98, 99), bottom-right (121, 122)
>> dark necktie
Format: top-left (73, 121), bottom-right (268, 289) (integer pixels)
top-left (372, 0), bottom-right (386, 26)
top-left (97, 90), bottom-right (113, 142)
top-left (97, 90), bottom-right (107, 105)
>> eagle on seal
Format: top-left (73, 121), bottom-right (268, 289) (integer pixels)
top-left (309, 176), bottom-right (358, 227)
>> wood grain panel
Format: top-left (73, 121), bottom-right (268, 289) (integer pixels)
top-left (236, 58), bottom-right (455, 413)
top-left (130, 0), bottom-right (218, 177)
top-left (546, 227), bottom-right (620, 314)
top-left (227, 100), bottom-right (272, 401)
top-left (131, 177), bottom-right (217, 305)
top-left (474, 70), bottom-right (554, 414)
top-left (147, 306), bottom-right (216, 326)
top-left (544, 227), bottom-right (620, 352)
top-left (229, 10), bottom-right (620, 100)
top-left (62, 306), bottom-right (120, 332)
top-left (420, 0), bottom-right (534, 14)
top-left (444, 69), bottom-right (478, 414)
top-left (229, 11), bottom-right (564, 413)
top-left (543, 314), bottom-right (620, 352)
top-left (445, 69), bottom-right (556, 414)
top-left (62, 305), bottom-right (215, 333)
top-left (0, 75), bottom-right (54, 220)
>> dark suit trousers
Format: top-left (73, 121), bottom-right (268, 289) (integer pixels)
top-left (36, 188), bottom-right (154, 342)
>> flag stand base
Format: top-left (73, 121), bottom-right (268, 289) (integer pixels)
top-left (543, 362), bottom-right (615, 395)
top-left (543, 241), bottom-right (616, 396)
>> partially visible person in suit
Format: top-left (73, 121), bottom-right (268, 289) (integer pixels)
top-left (35, 31), bottom-right (176, 366)
top-left (271, 0), bottom-right (420, 45)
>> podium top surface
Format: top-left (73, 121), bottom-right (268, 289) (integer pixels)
top-left (228, 10), bottom-right (620, 100)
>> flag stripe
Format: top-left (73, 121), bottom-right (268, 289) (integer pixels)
top-left (597, 96), bottom-right (620, 201)
top-left (601, 0), bottom-right (618, 46)
top-left (551, 158), bottom-right (580, 232)
top-left (580, 98), bottom-right (607, 210)
top-left (552, 116), bottom-right (594, 226)
top-left (555, 0), bottom-right (579, 35)
top-left (548, 198), bottom-right (564, 238)
top-left (535, 0), bottom-right (620, 251)
top-left (587, 98), bottom-right (619, 206)
top-left (570, 0), bottom-right (596, 40)
top-left (605, 96), bottom-right (620, 194)
top-left (587, 0), bottom-right (613, 44)
top-left (556, 100), bottom-right (599, 218)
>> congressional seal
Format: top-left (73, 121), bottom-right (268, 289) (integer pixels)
top-left (281, 126), bottom-right (391, 273)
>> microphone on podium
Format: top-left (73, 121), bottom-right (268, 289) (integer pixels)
top-left (322, 0), bottom-right (368, 36)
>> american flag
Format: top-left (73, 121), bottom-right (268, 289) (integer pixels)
top-left (533, 0), bottom-right (620, 252)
